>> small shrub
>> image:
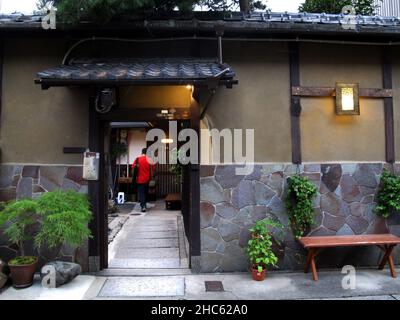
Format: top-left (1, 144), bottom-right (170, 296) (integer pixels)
top-left (285, 175), bottom-right (317, 239)
top-left (375, 169), bottom-right (400, 218)
top-left (0, 199), bottom-right (38, 256)
top-left (35, 190), bottom-right (92, 249)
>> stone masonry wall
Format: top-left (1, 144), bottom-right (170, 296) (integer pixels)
top-left (0, 164), bottom-right (88, 271)
top-left (199, 163), bottom-right (400, 272)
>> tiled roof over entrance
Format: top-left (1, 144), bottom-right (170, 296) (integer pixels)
top-left (35, 59), bottom-right (236, 88)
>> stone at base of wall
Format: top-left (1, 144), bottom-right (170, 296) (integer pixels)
top-left (89, 256), bottom-right (100, 272)
top-left (190, 256), bottom-right (202, 273)
top-left (199, 162), bottom-right (400, 273)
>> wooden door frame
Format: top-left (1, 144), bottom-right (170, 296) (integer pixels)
top-left (87, 96), bottom-right (200, 271)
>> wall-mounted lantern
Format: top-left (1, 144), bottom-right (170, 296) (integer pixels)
top-left (335, 83), bottom-right (360, 115)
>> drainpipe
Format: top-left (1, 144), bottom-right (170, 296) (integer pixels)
top-left (215, 24), bottom-right (224, 64)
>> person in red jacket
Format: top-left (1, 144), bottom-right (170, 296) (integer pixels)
top-left (132, 148), bottom-right (155, 212)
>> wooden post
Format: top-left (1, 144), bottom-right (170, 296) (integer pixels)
top-left (88, 95), bottom-right (101, 271)
top-left (382, 48), bottom-right (395, 164)
top-left (289, 43), bottom-right (302, 164)
top-left (189, 96), bottom-right (201, 258)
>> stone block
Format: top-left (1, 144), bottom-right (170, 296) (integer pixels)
top-left (254, 181), bottom-right (275, 205)
top-left (340, 175), bottom-right (362, 203)
top-left (231, 180), bottom-right (255, 209)
top-left (200, 165), bottom-right (215, 178)
top-left (16, 177), bottom-right (33, 199)
top-left (323, 212), bottom-right (345, 231)
top-left (200, 201), bottom-right (215, 229)
top-left (0, 165), bottom-right (15, 188)
top-left (22, 166), bottom-right (39, 179)
top-left (353, 164), bottom-right (379, 188)
top-left (215, 202), bottom-right (238, 219)
top-left (40, 261), bottom-right (81, 287)
top-left (321, 164), bottom-right (342, 192)
top-left (201, 228), bottom-right (222, 251)
top-left (217, 219), bottom-right (241, 242)
top-left (200, 252), bottom-right (223, 272)
top-left (39, 166), bottom-right (67, 191)
top-left (346, 215), bottom-right (369, 234)
top-left (200, 177), bottom-right (225, 204)
top-left (215, 165), bottom-right (244, 189)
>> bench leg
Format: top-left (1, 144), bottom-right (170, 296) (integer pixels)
top-left (304, 249), bottom-right (313, 273)
top-left (304, 248), bottom-right (319, 281)
top-left (378, 245), bottom-right (397, 278)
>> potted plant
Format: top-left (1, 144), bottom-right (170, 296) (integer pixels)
top-left (285, 175), bottom-right (317, 239)
top-left (246, 219), bottom-right (282, 281)
top-left (0, 199), bottom-right (39, 288)
top-left (35, 190), bottom-right (92, 256)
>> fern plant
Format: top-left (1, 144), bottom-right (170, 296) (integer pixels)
top-left (0, 199), bottom-right (38, 257)
top-left (375, 169), bottom-right (400, 218)
top-left (285, 175), bottom-right (317, 239)
top-left (35, 190), bottom-right (92, 249)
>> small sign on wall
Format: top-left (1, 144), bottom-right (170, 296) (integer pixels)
top-left (83, 151), bottom-right (100, 181)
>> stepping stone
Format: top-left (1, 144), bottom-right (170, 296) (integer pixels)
top-left (98, 276), bottom-right (185, 297)
top-left (122, 238), bottom-right (178, 248)
top-left (115, 248), bottom-right (179, 259)
top-left (108, 258), bottom-right (180, 268)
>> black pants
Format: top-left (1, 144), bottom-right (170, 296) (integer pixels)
top-left (137, 183), bottom-right (149, 209)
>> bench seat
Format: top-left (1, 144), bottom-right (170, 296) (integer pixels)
top-left (299, 234), bottom-right (400, 281)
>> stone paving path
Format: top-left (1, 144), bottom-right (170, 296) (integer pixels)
top-left (108, 201), bottom-right (189, 269)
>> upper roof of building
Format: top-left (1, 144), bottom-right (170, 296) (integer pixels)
top-left (3, 11), bottom-right (400, 39)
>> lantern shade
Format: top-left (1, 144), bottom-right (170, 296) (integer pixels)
top-left (335, 83), bottom-right (360, 115)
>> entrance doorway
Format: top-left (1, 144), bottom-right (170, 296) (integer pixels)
top-left (87, 95), bottom-right (201, 273)
top-left (105, 120), bottom-right (189, 271)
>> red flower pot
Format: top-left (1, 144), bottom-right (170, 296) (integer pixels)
top-left (251, 267), bottom-right (266, 281)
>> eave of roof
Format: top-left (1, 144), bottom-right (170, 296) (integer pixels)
top-left (4, 11), bottom-right (400, 39)
top-left (35, 58), bottom-right (237, 89)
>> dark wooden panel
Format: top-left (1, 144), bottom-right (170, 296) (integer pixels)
top-left (63, 147), bottom-right (86, 154)
top-left (189, 98), bottom-right (201, 257)
top-left (0, 40), bottom-right (3, 129)
top-left (382, 49), bottom-right (395, 164)
top-left (289, 43), bottom-right (302, 165)
top-left (292, 86), bottom-right (392, 98)
top-left (100, 107), bottom-right (191, 122)
top-left (88, 96), bottom-right (101, 260)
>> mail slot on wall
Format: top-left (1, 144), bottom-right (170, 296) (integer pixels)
top-left (83, 151), bottom-right (100, 181)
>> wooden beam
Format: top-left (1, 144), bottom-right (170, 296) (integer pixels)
top-left (99, 107), bottom-right (191, 122)
top-left (189, 97), bottom-right (201, 257)
top-left (289, 43), bottom-right (302, 164)
top-left (292, 86), bottom-right (392, 98)
top-left (382, 49), bottom-right (395, 164)
top-left (0, 40), bottom-right (3, 133)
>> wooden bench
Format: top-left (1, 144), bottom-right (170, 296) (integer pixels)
top-left (299, 234), bottom-right (400, 281)
top-left (165, 193), bottom-right (181, 210)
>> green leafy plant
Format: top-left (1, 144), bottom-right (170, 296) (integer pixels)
top-left (9, 256), bottom-right (37, 266)
top-left (35, 190), bottom-right (92, 249)
top-left (170, 148), bottom-right (186, 185)
top-left (246, 219), bottom-right (283, 271)
top-left (37, 0), bottom-right (268, 25)
top-left (285, 175), bottom-right (317, 239)
top-left (0, 199), bottom-right (38, 257)
top-left (111, 141), bottom-right (128, 160)
top-left (375, 169), bottom-right (400, 218)
top-left (299, 0), bottom-right (378, 15)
